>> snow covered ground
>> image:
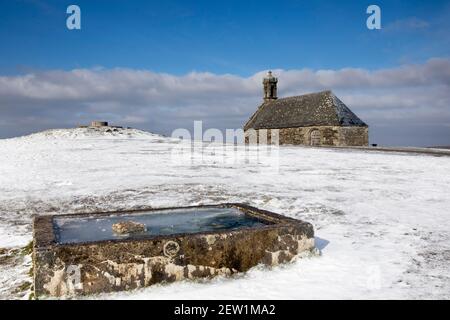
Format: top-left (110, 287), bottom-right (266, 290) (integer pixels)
top-left (0, 127), bottom-right (449, 299)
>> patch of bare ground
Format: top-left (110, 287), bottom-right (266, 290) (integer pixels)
top-left (400, 231), bottom-right (450, 299)
top-left (0, 242), bottom-right (33, 299)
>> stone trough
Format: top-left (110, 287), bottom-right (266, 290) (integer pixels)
top-left (32, 203), bottom-right (315, 297)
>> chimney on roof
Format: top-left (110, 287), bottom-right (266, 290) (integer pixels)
top-left (263, 71), bottom-right (278, 101)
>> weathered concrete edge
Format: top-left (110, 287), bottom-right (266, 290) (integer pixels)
top-left (304, 145), bottom-right (450, 157)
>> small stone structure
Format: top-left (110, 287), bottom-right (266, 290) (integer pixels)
top-left (78, 121), bottom-right (126, 131)
top-left (32, 203), bottom-right (315, 297)
top-left (244, 72), bottom-right (368, 146)
top-left (90, 121), bottom-right (108, 127)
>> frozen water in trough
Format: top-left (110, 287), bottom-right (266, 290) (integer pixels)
top-left (53, 207), bottom-right (266, 244)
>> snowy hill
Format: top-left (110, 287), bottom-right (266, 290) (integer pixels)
top-left (7, 127), bottom-right (162, 141)
top-left (0, 128), bottom-right (449, 299)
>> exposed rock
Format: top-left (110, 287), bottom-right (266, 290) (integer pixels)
top-left (112, 221), bottom-right (146, 235)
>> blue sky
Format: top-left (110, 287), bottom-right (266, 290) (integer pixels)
top-left (1, 0), bottom-right (448, 75)
top-left (0, 0), bottom-right (449, 146)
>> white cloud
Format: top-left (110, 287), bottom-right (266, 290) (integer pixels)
top-left (0, 58), bottom-right (449, 146)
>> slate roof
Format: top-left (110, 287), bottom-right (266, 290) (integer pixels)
top-left (244, 90), bottom-right (367, 130)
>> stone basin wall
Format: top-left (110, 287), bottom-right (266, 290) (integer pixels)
top-left (33, 204), bottom-right (315, 297)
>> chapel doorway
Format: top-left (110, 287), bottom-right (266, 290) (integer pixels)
top-left (310, 130), bottom-right (321, 146)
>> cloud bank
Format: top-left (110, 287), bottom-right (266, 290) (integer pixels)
top-left (1, 58), bottom-right (449, 146)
